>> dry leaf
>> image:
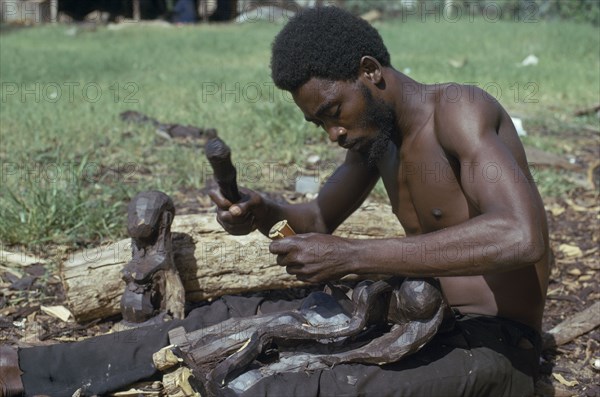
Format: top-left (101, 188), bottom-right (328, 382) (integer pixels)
top-left (565, 198), bottom-right (589, 212)
top-left (152, 345), bottom-right (182, 371)
top-left (561, 280), bottom-right (580, 290)
top-left (547, 205), bottom-right (566, 216)
top-left (110, 382), bottom-right (162, 396)
top-left (559, 244), bottom-right (583, 258)
top-left (0, 265), bottom-right (23, 278)
top-left (163, 367), bottom-right (197, 397)
top-left (547, 287), bottom-right (563, 296)
top-left (567, 268), bottom-right (581, 276)
top-left (177, 367), bottom-right (196, 395)
top-left (552, 373), bottom-right (578, 387)
top-left (40, 305), bottom-right (73, 322)
top-left (584, 247), bottom-right (599, 256)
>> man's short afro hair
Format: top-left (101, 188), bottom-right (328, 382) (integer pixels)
top-left (270, 6), bottom-right (391, 92)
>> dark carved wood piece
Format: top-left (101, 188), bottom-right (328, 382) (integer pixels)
top-left (168, 278), bottom-right (450, 396)
top-left (121, 190), bottom-right (185, 324)
top-left (204, 136), bottom-right (242, 203)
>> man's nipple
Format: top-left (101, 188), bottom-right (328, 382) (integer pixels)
top-left (431, 208), bottom-right (443, 219)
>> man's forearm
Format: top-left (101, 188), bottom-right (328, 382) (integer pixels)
top-left (256, 197), bottom-right (329, 237)
top-left (347, 213), bottom-right (545, 277)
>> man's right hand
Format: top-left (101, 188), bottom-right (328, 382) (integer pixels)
top-left (208, 188), bottom-right (267, 235)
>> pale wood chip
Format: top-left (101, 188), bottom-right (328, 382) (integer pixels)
top-left (40, 305), bottom-right (73, 322)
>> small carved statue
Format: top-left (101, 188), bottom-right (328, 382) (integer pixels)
top-left (121, 190), bottom-right (185, 325)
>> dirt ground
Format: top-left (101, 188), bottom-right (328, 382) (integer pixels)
top-left (1, 128), bottom-right (598, 396)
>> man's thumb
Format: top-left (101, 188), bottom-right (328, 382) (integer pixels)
top-left (229, 204), bottom-right (242, 216)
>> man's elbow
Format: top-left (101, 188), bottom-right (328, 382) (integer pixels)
top-left (513, 225), bottom-right (546, 265)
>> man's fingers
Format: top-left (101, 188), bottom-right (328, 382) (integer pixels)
top-left (210, 189), bottom-right (249, 219)
top-left (229, 198), bottom-right (255, 217)
top-left (285, 264), bottom-right (302, 275)
top-left (269, 238), bottom-right (295, 255)
top-left (208, 189), bottom-right (233, 210)
top-left (218, 209), bottom-right (254, 227)
top-left (217, 215), bottom-right (254, 235)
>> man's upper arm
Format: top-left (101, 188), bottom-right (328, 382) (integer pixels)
top-left (435, 93), bottom-right (543, 241)
top-left (315, 150), bottom-right (379, 233)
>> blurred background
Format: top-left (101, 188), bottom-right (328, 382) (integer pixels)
top-left (1, 0), bottom-right (597, 247)
top-left (0, 2), bottom-right (598, 394)
top-left (1, 0), bottom-right (599, 25)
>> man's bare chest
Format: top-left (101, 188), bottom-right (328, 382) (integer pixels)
top-left (377, 140), bottom-right (471, 235)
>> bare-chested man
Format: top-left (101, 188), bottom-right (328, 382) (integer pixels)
top-left (1, 6), bottom-right (549, 397)
top-left (209, 6), bottom-right (550, 396)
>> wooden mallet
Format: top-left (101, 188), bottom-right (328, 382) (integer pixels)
top-left (205, 136), bottom-right (242, 205)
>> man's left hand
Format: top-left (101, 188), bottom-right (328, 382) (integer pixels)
top-left (269, 233), bottom-right (354, 283)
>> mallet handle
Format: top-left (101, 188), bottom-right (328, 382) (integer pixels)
top-left (205, 137), bottom-right (242, 203)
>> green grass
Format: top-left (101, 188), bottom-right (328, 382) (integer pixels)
top-left (378, 18), bottom-right (599, 113)
top-left (1, 18), bottom-right (598, 248)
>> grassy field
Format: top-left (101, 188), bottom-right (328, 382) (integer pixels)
top-left (1, 17), bottom-right (598, 248)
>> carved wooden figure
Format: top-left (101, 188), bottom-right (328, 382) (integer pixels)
top-left (121, 191), bottom-right (185, 324)
top-left (165, 278), bottom-right (451, 396)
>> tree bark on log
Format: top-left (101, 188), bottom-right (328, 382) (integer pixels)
top-left (60, 203), bottom-right (404, 322)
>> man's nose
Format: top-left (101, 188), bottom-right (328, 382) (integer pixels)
top-left (327, 127), bottom-right (346, 142)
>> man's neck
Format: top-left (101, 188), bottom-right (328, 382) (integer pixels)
top-left (383, 69), bottom-right (429, 143)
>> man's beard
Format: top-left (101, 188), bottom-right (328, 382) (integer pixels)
top-left (358, 83), bottom-right (399, 169)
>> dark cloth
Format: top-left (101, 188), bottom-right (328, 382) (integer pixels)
top-left (19, 295), bottom-right (291, 396)
top-left (18, 296), bottom-right (541, 397)
top-left (241, 314), bottom-right (542, 397)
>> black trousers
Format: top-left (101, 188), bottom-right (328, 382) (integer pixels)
top-left (19, 295), bottom-right (541, 397)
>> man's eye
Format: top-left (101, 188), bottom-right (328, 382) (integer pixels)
top-left (325, 105), bottom-right (341, 119)
top-left (332, 105), bottom-right (341, 118)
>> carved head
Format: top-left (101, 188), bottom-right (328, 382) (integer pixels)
top-left (127, 190), bottom-right (175, 244)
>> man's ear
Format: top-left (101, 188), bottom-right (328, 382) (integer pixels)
top-left (359, 56), bottom-right (383, 85)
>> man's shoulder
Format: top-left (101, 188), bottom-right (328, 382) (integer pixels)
top-left (432, 83), bottom-right (501, 117)
top-left (429, 83), bottom-right (504, 149)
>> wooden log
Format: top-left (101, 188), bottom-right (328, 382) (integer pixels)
top-left (60, 202), bottom-right (404, 322)
top-left (543, 301), bottom-right (600, 349)
top-left (0, 249), bottom-right (48, 267)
